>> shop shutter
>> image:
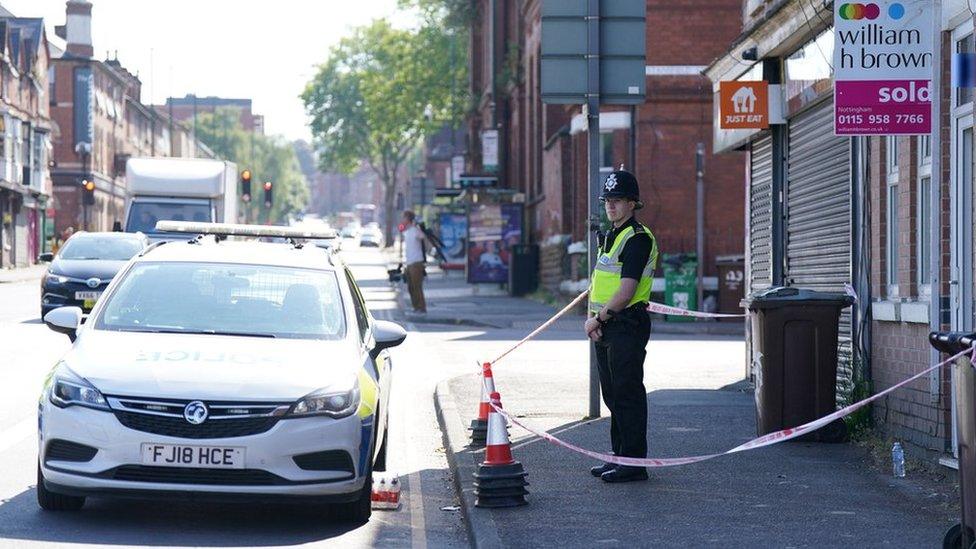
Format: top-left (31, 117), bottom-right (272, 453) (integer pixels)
top-left (749, 134), bottom-right (774, 293)
top-left (786, 99), bottom-right (853, 406)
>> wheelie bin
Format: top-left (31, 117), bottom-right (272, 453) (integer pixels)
top-left (742, 287), bottom-right (854, 442)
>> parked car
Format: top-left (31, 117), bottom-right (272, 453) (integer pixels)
top-left (359, 228), bottom-right (384, 248)
top-left (39, 231), bottom-right (150, 317)
top-left (38, 222), bottom-right (406, 523)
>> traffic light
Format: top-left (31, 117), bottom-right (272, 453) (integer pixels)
top-left (263, 181), bottom-right (273, 207)
top-left (241, 169), bottom-right (252, 203)
top-left (81, 179), bottom-right (95, 206)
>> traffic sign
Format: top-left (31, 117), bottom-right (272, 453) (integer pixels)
top-left (540, 0), bottom-right (646, 105)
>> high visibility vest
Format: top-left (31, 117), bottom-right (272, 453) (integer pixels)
top-left (589, 222), bottom-right (658, 315)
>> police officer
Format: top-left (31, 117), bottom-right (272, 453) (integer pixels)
top-left (584, 170), bottom-right (658, 483)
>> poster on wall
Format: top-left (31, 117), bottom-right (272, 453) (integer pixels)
top-left (466, 203), bottom-right (522, 284)
top-left (438, 211), bottom-right (467, 269)
top-left (833, 1), bottom-right (934, 135)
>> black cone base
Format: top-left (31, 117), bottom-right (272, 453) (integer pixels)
top-left (469, 419), bottom-right (488, 446)
top-left (474, 460), bottom-right (528, 508)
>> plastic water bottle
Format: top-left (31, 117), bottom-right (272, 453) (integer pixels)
top-left (388, 477), bottom-right (401, 509)
top-left (892, 442), bottom-right (906, 478)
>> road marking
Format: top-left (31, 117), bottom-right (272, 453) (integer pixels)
top-left (402, 321), bottom-right (427, 549)
top-left (0, 417), bottom-right (36, 456)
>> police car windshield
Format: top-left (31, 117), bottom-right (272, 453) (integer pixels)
top-left (59, 235), bottom-right (144, 261)
top-left (95, 262), bottom-right (345, 340)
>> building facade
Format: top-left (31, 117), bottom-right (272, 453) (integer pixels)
top-left (707, 0), bottom-right (975, 466)
top-left (0, 16), bottom-right (53, 269)
top-left (465, 0), bottom-right (746, 295)
top-left (165, 95), bottom-right (265, 135)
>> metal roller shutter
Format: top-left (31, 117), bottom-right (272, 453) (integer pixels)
top-left (786, 99), bottom-right (853, 406)
top-left (749, 135), bottom-right (774, 293)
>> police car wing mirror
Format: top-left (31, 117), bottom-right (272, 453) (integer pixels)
top-left (371, 320), bottom-right (407, 357)
top-left (43, 306), bottom-right (83, 342)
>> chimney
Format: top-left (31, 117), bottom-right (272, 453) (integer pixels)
top-left (64, 0), bottom-right (93, 58)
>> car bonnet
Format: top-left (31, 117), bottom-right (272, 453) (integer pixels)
top-left (63, 329), bottom-right (364, 401)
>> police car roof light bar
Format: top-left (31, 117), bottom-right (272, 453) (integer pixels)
top-left (154, 221), bottom-right (338, 240)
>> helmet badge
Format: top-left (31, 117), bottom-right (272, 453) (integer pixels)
top-left (604, 174), bottom-right (618, 192)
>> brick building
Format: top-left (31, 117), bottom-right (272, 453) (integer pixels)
top-left (49, 0), bottom-right (207, 235)
top-left (706, 0), bottom-right (975, 467)
top-left (0, 16), bottom-right (53, 269)
top-left (465, 0), bottom-right (745, 293)
top-left (165, 94), bottom-right (265, 135)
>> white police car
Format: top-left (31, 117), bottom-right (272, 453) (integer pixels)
top-left (37, 222), bottom-right (405, 523)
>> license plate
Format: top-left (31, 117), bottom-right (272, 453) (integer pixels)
top-left (141, 443), bottom-right (245, 469)
top-left (74, 291), bottom-right (101, 301)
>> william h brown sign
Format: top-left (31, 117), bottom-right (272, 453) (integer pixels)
top-left (720, 81), bottom-right (769, 130)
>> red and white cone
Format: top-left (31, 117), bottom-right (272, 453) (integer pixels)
top-left (469, 362), bottom-right (496, 445)
top-left (473, 391), bottom-right (528, 508)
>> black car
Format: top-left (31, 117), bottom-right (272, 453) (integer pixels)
top-left (39, 231), bottom-right (150, 317)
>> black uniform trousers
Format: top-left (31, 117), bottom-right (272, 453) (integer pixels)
top-left (594, 305), bottom-right (650, 459)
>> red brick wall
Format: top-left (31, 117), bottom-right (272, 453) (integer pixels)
top-left (868, 31), bottom-right (956, 460)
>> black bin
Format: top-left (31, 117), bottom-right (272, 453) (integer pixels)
top-left (929, 331), bottom-right (976, 549)
top-left (509, 244), bottom-right (539, 297)
top-left (742, 287), bottom-right (854, 442)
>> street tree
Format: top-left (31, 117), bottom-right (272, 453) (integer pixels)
top-left (195, 109), bottom-right (309, 224)
top-left (302, 18), bottom-right (460, 245)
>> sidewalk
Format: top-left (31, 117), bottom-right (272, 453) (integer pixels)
top-left (393, 262), bottom-right (744, 335)
top-left (402, 266), bottom-right (958, 547)
top-left (0, 264), bottom-right (46, 284)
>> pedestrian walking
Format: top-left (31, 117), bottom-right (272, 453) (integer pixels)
top-left (584, 170), bottom-right (658, 483)
top-left (401, 210), bottom-right (427, 314)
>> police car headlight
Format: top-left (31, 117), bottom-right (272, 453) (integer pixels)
top-left (47, 362), bottom-right (109, 411)
top-left (288, 380), bottom-right (360, 419)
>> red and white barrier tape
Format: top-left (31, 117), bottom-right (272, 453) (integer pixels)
top-left (646, 301), bottom-right (745, 318)
top-left (488, 290), bottom-right (590, 366)
top-left (486, 345), bottom-right (974, 467)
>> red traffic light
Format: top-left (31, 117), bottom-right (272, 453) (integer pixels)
top-left (263, 182), bottom-right (272, 191)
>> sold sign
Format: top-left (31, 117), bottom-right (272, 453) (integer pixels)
top-left (833, 1), bottom-right (934, 135)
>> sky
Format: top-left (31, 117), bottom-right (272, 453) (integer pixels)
top-left (1, 0), bottom-right (412, 142)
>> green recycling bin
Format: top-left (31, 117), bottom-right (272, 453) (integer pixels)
top-left (663, 253), bottom-right (697, 322)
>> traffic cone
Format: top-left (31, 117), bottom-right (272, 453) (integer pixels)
top-left (468, 362), bottom-right (496, 446)
top-left (473, 391), bottom-right (528, 508)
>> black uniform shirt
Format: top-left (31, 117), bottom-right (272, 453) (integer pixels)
top-left (601, 216), bottom-right (653, 281)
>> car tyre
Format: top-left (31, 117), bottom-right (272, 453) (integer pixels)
top-left (334, 473), bottom-right (372, 524)
top-left (36, 465), bottom-right (85, 511)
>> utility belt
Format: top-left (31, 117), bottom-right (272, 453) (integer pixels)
top-left (604, 302), bottom-right (649, 327)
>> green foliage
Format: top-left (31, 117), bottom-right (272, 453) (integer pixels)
top-left (398, 0), bottom-right (474, 30)
top-left (843, 353), bottom-right (874, 439)
top-left (302, 18), bottom-right (464, 241)
top-left (194, 108), bottom-right (309, 224)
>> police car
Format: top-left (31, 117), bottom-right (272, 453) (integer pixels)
top-left (37, 222), bottom-right (406, 523)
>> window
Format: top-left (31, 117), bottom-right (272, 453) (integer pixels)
top-left (917, 136), bottom-right (932, 297)
top-left (96, 262), bottom-right (345, 340)
top-left (960, 33), bottom-right (976, 106)
top-left (600, 132), bottom-right (614, 171)
top-left (344, 268), bottom-right (370, 342)
top-left (886, 136), bottom-right (899, 296)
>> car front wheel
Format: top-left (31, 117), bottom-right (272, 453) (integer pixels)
top-left (334, 473), bottom-right (372, 523)
top-left (36, 465), bottom-right (85, 511)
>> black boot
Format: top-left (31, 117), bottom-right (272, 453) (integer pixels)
top-left (589, 462), bottom-right (615, 477)
top-left (601, 465), bottom-right (648, 483)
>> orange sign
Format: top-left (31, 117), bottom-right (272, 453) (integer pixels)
top-left (719, 81), bottom-right (769, 130)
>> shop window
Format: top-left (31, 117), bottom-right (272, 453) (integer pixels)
top-left (785, 28), bottom-right (835, 113)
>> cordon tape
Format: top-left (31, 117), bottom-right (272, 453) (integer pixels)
top-left (478, 289), bottom-right (973, 468)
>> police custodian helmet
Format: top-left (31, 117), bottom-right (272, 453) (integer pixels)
top-left (600, 170), bottom-right (643, 210)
